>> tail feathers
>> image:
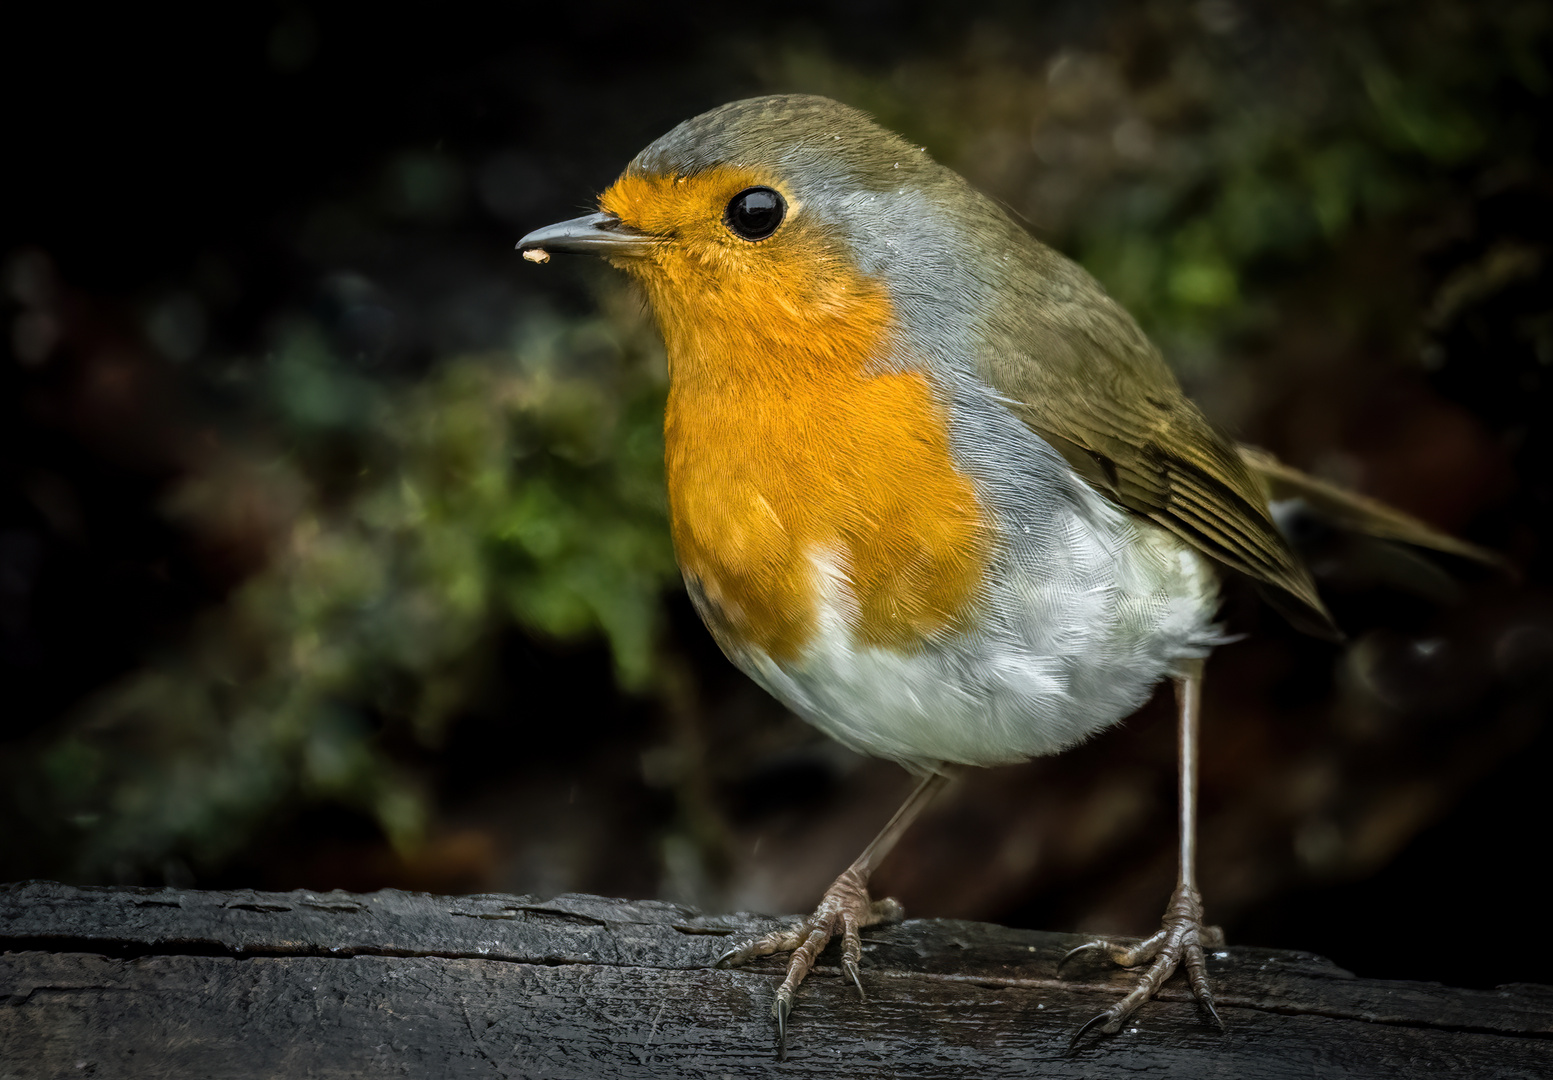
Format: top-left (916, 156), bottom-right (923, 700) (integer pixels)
top-left (1238, 444), bottom-right (1510, 571)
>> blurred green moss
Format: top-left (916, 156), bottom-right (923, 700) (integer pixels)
top-left (16, 291), bottom-right (675, 879)
top-left (762, 0), bottom-right (1549, 359)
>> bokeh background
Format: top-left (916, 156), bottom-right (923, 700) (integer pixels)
top-left (3, 1), bottom-right (1550, 992)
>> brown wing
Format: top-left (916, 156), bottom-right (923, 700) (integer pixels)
top-left (974, 238), bottom-right (1338, 639)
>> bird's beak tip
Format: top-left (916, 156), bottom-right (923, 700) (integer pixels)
top-left (516, 212), bottom-right (659, 261)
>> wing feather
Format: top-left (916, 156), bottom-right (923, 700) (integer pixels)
top-left (972, 226), bottom-right (1337, 637)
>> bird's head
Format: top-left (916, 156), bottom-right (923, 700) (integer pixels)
top-left (518, 95), bottom-right (995, 381)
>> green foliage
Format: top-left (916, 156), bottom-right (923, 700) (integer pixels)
top-left (23, 295), bottom-right (675, 879)
top-left (763, 0), bottom-right (1550, 361)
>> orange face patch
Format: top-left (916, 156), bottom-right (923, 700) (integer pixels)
top-left (602, 167), bottom-right (990, 661)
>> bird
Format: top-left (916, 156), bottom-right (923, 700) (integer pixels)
top-left (516, 94), bottom-right (1497, 1057)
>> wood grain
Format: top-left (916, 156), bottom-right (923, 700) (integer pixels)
top-left (2, 883), bottom-right (1549, 1077)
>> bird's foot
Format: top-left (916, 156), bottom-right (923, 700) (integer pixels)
top-left (716, 866), bottom-right (904, 1059)
top-left (1061, 882), bottom-right (1226, 1052)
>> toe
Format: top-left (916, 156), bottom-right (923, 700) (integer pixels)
top-left (1183, 942), bottom-right (1226, 1031)
top-left (1060, 928), bottom-right (1166, 971)
top-left (716, 925), bottom-right (807, 968)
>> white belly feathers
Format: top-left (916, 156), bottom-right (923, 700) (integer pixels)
top-left (733, 469), bottom-right (1222, 772)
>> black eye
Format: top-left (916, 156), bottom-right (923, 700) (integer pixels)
top-left (724, 187), bottom-right (786, 241)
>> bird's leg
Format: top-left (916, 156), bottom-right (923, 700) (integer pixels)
top-left (717, 768), bottom-right (951, 1059)
top-left (1064, 658), bottom-right (1226, 1051)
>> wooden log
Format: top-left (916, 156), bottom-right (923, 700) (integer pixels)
top-left (1, 882), bottom-right (1549, 1077)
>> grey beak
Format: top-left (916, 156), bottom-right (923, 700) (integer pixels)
top-left (516, 211), bottom-right (661, 260)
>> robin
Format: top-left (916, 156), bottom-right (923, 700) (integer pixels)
top-left (517, 94), bottom-right (1495, 1056)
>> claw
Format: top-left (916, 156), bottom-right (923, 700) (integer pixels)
top-left (1200, 992), bottom-right (1226, 1033)
top-left (844, 957), bottom-right (866, 999)
top-left (715, 947), bottom-right (739, 968)
top-left (1183, 939), bottom-right (1226, 1032)
top-left (1066, 1009), bottom-right (1117, 1055)
top-left (1058, 940), bottom-right (1103, 972)
top-left (773, 991), bottom-right (792, 1061)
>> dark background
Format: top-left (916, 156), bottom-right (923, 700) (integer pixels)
top-left (3, 0), bottom-right (1550, 992)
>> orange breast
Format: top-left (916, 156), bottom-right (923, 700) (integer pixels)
top-left (638, 230), bottom-right (988, 661)
top-left (667, 368), bottom-right (988, 661)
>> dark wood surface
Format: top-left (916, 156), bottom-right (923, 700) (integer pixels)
top-left (2, 882), bottom-right (1549, 1078)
